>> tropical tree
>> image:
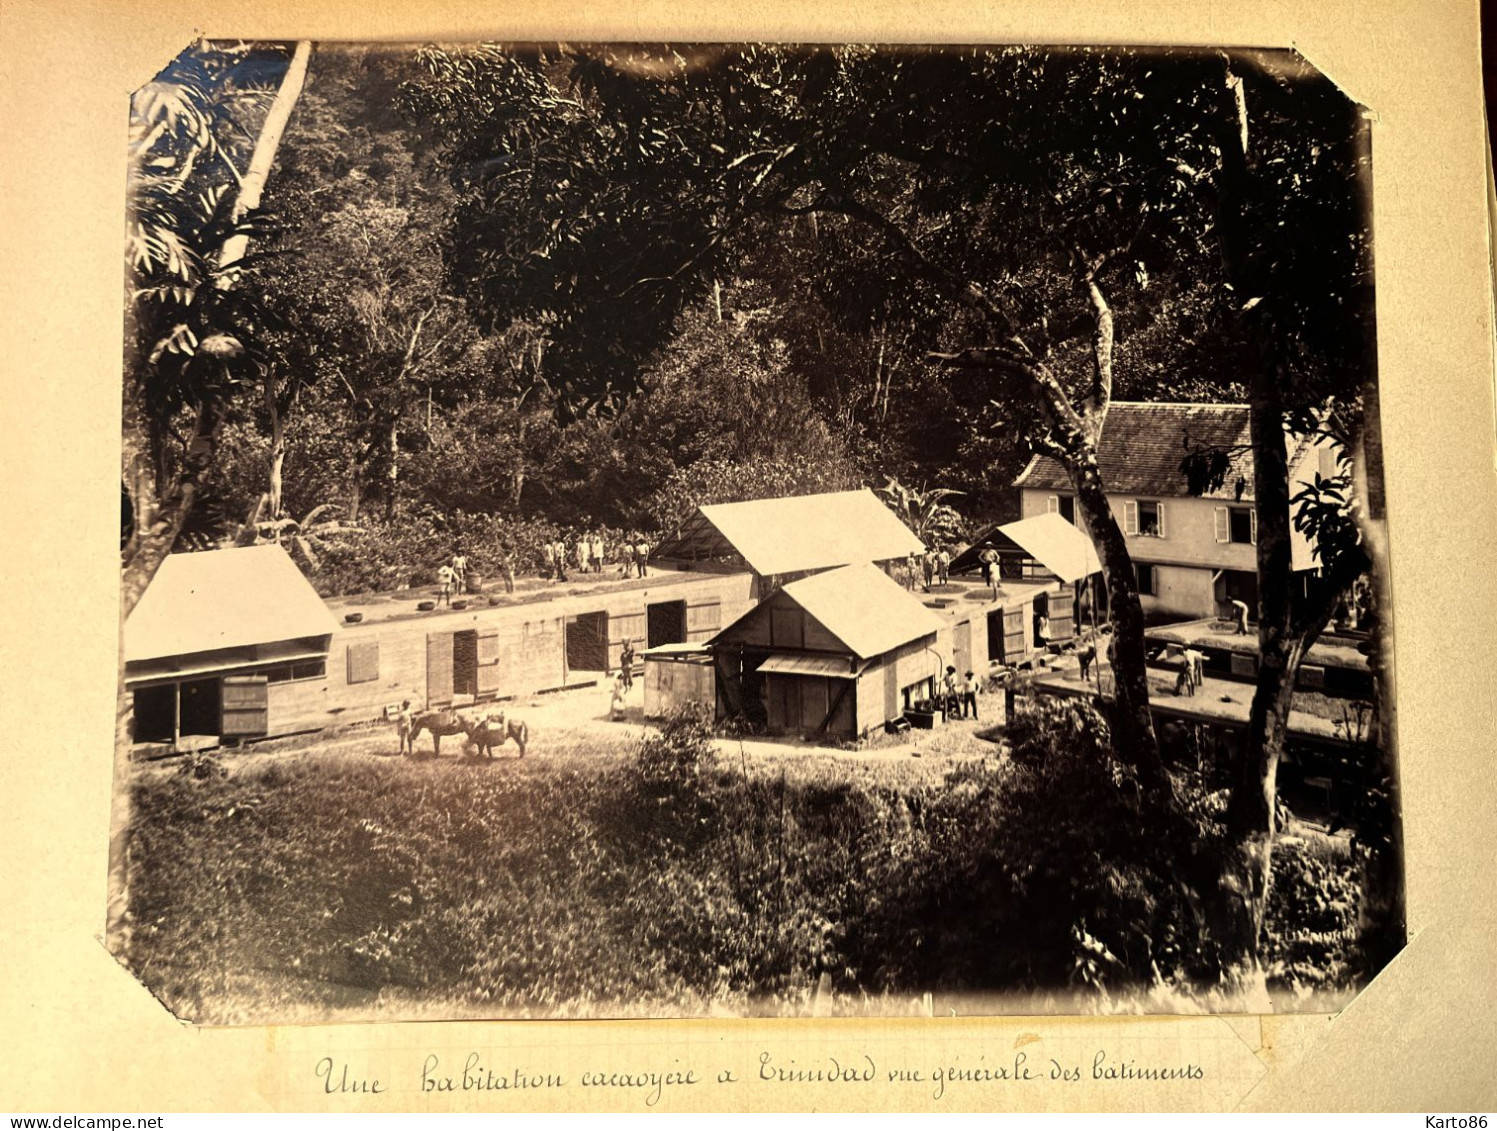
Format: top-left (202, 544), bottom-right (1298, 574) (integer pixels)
top-left (877, 477), bottom-right (965, 544)
top-left (122, 39), bottom-right (311, 614)
top-left (1186, 51), bottom-right (1384, 983)
top-left (401, 43), bottom-right (1241, 787)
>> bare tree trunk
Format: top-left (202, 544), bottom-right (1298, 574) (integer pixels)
top-left (218, 41), bottom-right (312, 274)
top-left (385, 418), bottom-right (399, 519)
top-left (1071, 459), bottom-right (1168, 796)
top-left (264, 372), bottom-right (288, 519)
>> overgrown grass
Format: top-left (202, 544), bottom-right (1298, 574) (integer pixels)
top-left (122, 706), bottom-right (1385, 1023)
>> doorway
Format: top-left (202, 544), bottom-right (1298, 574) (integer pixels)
top-left (178, 677), bottom-right (220, 737)
top-left (566, 610), bottom-right (610, 671)
top-left (132, 684), bottom-right (175, 743)
top-left (1216, 570), bottom-right (1258, 621)
top-left (646, 599), bottom-right (687, 648)
top-left (453, 630), bottom-right (479, 697)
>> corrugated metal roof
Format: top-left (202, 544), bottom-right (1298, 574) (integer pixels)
top-left (776, 564), bottom-right (945, 660)
top-left (696, 489), bottom-right (925, 577)
top-left (758, 652), bottom-right (862, 679)
top-left (998, 514), bottom-right (1103, 582)
top-left (124, 545), bottom-right (339, 662)
top-left (1015, 402), bottom-right (1254, 500)
top-left (642, 642), bottom-right (712, 657)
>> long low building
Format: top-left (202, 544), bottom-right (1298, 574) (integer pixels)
top-left (123, 545), bottom-right (755, 749)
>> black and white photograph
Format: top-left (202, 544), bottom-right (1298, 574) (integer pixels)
top-left (114, 39), bottom-right (1403, 1025)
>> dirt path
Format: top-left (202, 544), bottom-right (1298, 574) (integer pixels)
top-left (142, 679), bottom-right (1005, 787)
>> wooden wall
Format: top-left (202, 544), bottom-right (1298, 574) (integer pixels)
top-left (643, 656), bottom-right (717, 719)
top-left (309, 571), bottom-right (754, 731)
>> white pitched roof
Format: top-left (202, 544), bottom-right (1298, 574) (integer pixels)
top-left (696, 489), bottom-right (925, 576)
top-left (777, 564), bottom-right (945, 659)
top-left (124, 545), bottom-right (338, 662)
top-left (998, 513), bottom-right (1103, 582)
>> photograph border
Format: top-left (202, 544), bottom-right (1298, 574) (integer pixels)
top-left (2, 0), bottom-right (1494, 1113)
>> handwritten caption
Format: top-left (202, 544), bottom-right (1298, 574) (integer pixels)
top-left (313, 1047), bottom-right (1205, 1107)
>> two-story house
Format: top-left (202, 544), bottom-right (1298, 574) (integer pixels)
top-left (1013, 402), bottom-right (1339, 622)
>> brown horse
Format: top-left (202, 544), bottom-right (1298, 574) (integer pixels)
top-left (463, 711), bottom-right (529, 759)
top-left (408, 709), bottom-right (470, 758)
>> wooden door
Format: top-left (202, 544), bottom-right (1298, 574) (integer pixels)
top-left (799, 677), bottom-right (829, 732)
top-left (221, 675), bottom-right (268, 737)
top-left (954, 621), bottom-right (972, 675)
top-left (426, 631), bottom-right (455, 707)
top-left (686, 598), bottom-right (721, 643)
top-left (476, 628), bottom-right (501, 696)
top-left (768, 675), bottom-right (801, 734)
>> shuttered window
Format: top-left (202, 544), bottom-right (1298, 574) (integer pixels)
top-left (346, 642), bottom-right (380, 684)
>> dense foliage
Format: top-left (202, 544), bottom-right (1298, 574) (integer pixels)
top-left (125, 706), bottom-right (1371, 1022)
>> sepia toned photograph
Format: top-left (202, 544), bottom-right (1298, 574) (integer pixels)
top-left (114, 39), bottom-right (1403, 1025)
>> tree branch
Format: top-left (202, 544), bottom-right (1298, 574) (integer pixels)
top-left (1291, 543), bottom-right (1370, 642)
top-left (1081, 262), bottom-right (1114, 435)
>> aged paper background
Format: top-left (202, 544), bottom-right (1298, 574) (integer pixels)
top-left (1, 0), bottom-right (1494, 1113)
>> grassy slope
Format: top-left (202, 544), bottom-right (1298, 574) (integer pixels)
top-left (122, 728), bottom-right (1371, 1024)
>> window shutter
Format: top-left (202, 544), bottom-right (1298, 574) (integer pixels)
top-left (1124, 501), bottom-right (1139, 536)
top-left (346, 641), bottom-right (379, 685)
top-left (1046, 495), bottom-right (1059, 514)
top-left (1214, 507), bottom-right (1229, 543)
top-left (1250, 509), bottom-right (1258, 545)
top-left (1156, 502), bottom-right (1167, 538)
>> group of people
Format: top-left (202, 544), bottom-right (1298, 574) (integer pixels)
top-left (435, 547), bottom-right (518, 605)
top-left (435, 549), bottom-right (469, 606)
top-left (941, 666), bottom-right (982, 720)
top-left (543, 533), bottom-right (608, 582)
top-left (539, 532), bottom-right (653, 582)
top-left (905, 547), bottom-right (952, 592)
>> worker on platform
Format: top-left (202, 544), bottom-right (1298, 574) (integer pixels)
top-left (436, 562), bottom-right (456, 607)
top-left (1231, 598), bottom-right (1251, 636)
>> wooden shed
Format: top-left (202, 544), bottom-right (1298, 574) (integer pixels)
top-left (122, 545), bottom-right (339, 748)
top-left (710, 563), bottom-right (949, 740)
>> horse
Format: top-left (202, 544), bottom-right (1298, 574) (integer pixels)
top-left (408, 709), bottom-right (470, 758)
top-left (462, 711), bottom-right (529, 760)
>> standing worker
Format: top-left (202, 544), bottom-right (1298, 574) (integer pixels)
top-left (619, 639), bottom-right (636, 692)
top-left (591, 532), bottom-right (604, 573)
top-left (1231, 598), bottom-right (1251, 636)
top-left (396, 699), bottom-right (415, 757)
top-left (451, 548), bottom-right (468, 595)
top-left (937, 547), bottom-right (950, 587)
top-left (436, 562), bottom-right (455, 607)
top-left (961, 671), bottom-right (979, 719)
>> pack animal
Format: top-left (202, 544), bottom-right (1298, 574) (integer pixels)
top-left (463, 711), bottom-right (529, 760)
top-left (407, 709), bottom-right (470, 758)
